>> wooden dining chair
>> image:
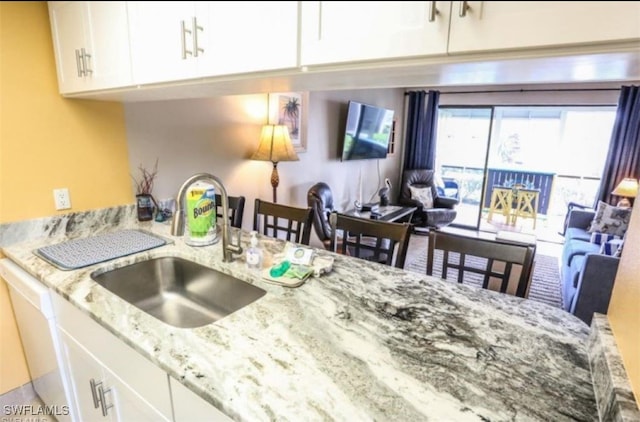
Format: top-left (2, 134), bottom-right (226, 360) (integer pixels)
top-left (329, 212), bottom-right (411, 268)
top-left (215, 194), bottom-right (245, 229)
top-left (253, 199), bottom-right (314, 245)
top-left (427, 229), bottom-right (536, 297)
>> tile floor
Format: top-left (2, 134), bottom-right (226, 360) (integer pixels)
top-left (0, 383), bottom-right (56, 422)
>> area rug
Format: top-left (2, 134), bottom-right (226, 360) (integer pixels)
top-left (404, 234), bottom-right (563, 309)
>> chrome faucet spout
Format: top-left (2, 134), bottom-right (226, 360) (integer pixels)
top-left (171, 173), bottom-right (243, 262)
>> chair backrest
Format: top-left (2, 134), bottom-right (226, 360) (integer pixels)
top-left (215, 194), bottom-right (245, 229)
top-left (427, 229), bottom-right (535, 297)
top-left (329, 212), bottom-right (411, 268)
top-left (307, 182), bottom-right (335, 248)
top-left (400, 169), bottom-right (437, 203)
top-left (253, 199), bottom-right (314, 245)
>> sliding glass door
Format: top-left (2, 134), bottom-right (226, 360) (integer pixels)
top-left (435, 107), bottom-right (493, 229)
top-left (435, 105), bottom-right (616, 238)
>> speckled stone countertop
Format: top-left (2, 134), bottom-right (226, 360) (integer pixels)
top-left (2, 213), bottom-right (598, 421)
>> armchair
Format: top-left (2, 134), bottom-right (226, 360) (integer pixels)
top-left (399, 169), bottom-right (458, 229)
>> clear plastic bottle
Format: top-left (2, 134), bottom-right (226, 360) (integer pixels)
top-left (246, 231), bottom-right (263, 271)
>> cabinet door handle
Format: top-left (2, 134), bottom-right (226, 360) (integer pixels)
top-left (428, 1), bottom-right (439, 22)
top-left (81, 48), bottom-right (92, 75)
top-left (317, 1), bottom-right (323, 40)
top-left (97, 384), bottom-right (113, 417)
top-left (459, 1), bottom-right (470, 17)
top-left (75, 49), bottom-right (83, 77)
top-left (192, 17), bottom-right (204, 57)
top-left (181, 20), bottom-right (193, 59)
top-left (89, 378), bottom-right (100, 409)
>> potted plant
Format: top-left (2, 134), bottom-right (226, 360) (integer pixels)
top-left (132, 160), bottom-right (158, 222)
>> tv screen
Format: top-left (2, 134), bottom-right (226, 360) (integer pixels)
top-left (341, 101), bottom-right (395, 161)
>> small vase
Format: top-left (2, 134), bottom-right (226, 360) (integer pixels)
top-left (136, 194), bottom-right (155, 222)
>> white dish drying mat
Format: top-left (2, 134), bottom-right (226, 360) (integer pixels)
top-left (35, 229), bottom-right (168, 270)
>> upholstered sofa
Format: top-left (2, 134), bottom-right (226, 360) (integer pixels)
top-left (561, 207), bottom-right (623, 325)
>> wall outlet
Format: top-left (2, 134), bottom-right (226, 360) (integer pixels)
top-left (53, 188), bottom-right (71, 210)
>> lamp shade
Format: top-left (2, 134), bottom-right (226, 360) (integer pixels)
top-left (611, 178), bottom-right (639, 198)
top-left (251, 124), bottom-right (299, 163)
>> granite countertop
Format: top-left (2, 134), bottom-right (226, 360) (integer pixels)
top-left (2, 220), bottom-right (597, 421)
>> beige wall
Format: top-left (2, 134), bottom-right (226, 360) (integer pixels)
top-left (124, 89), bottom-right (405, 248)
top-left (0, 2), bottom-right (132, 394)
top-left (608, 202), bottom-right (640, 402)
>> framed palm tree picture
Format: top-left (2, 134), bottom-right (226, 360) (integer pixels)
top-left (268, 92), bottom-right (308, 153)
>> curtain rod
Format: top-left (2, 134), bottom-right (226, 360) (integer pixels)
top-left (405, 88), bottom-right (621, 95)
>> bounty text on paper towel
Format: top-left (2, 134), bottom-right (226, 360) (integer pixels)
top-left (185, 182), bottom-right (218, 246)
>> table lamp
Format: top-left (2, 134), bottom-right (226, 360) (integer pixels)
top-left (251, 124), bottom-right (299, 203)
top-left (611, 178), bottom-right (639, 208)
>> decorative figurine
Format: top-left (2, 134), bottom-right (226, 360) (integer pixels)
top-left (378, 178), bottom-right (392, 206)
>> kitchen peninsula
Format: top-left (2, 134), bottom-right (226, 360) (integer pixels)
top-left (1, 206), bottom-right (597, 421)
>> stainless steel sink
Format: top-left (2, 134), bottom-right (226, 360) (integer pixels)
top-left (90, 257), bottom-right (266, 328)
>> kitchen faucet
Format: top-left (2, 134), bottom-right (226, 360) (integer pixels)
top-left (171, 173), bottom-right (243, 262)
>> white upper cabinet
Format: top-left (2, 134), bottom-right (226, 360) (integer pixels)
top-left (300, 1), bottom-right (640, 66)
top-left (127, 1), bottom-right (200, 84)
top-left (300, 1), bottom-right (452, 66)
top-left (128, 1), bottom-right (298, 85)
top-left (47, 1), bottom-right (640, 97)
top-left (448, 1), bottom-right (640, 53)
top-left (202, 2), bottom-right (298, 76)
top-left (48, 2), bottom-right (132, 93)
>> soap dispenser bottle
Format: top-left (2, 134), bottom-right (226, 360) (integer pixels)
top-left (246, 231), bottom-right (263, 271)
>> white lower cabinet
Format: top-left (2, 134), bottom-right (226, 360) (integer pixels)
top-left (170, 377), bottom-right (233, 422)
top-left (59, 329), bottom-right (168, 421)
top-left (53, 291), bottom-right (173, 421)
top-left (52, 290), bottom-right (233, 422)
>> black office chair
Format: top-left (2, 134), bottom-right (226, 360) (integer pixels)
top-left (329, 212), bottom-right (411, 269)
top-left (427, 229), bottom-right (536, 298)
top-left (307, 182), bottom-right (335, 249)
top-left (215, 194), bottom-right (245, 229)
top-left (253, 199), bottom-right (314, 245)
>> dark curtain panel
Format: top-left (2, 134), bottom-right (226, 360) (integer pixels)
top-left (403, 90), bottom-right (440, 170)
top-left (596, 85), bottom-right (640, 206)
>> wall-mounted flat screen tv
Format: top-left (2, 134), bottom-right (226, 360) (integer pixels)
top-left (341, 101), bottom-right (395, 161)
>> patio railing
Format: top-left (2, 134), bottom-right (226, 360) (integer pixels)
top-left (483, 169), bottom-right (555, 215)
top-left (441, 165), bottom-right (600, 218)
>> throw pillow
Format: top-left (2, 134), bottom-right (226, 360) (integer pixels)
top-left (588, 201), bottom-right (632, 237)
top-left (600, 239), bottom-right (624, 257)
top-left (589, 232), bottom-right (620, 245)
top-left (409, 186), bottom-right (434, 209)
